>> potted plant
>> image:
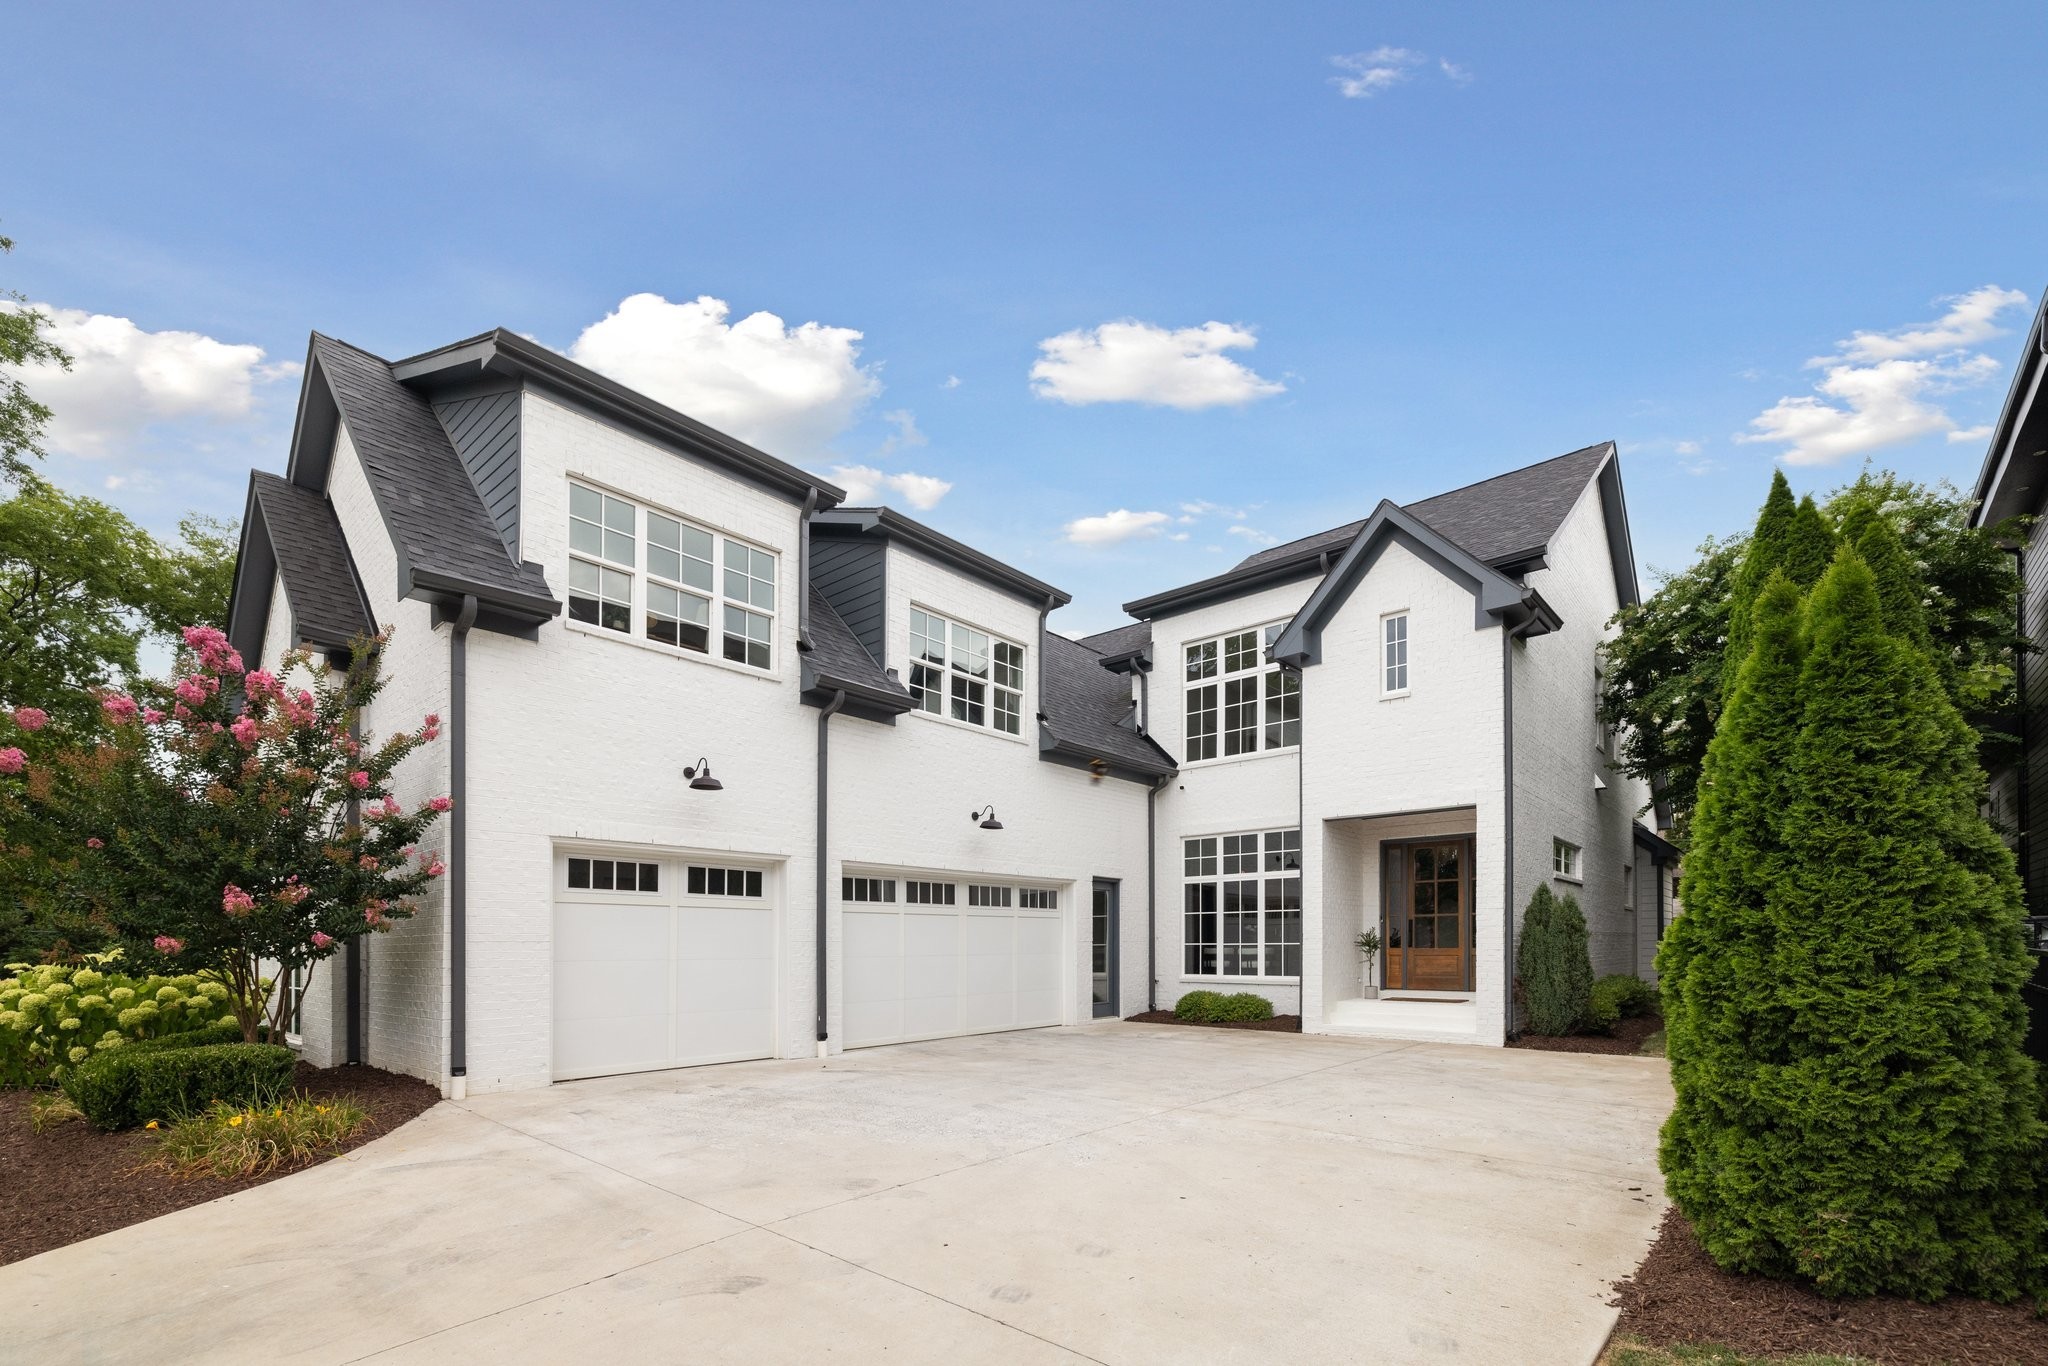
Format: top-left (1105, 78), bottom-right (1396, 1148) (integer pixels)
top-left (1355, 927), bottom-right (1382, 999)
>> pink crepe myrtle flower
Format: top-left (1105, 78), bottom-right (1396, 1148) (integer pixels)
top-left (221, 884), bottom-right (256, 917)
top-left (424, 856), bottom-right (447, 878)
top-left (276, 881), bottom-right (310, 906)
top-left (421, 713), bottom-right (442, 741)
top-left (102, 694), bottom-right (139, 723)
top-left (243, 668), bottom-right (280, 700)
top-left (143, 707), bottom-right (166, 724)
top-left (399, 845), bottom-right (416, 860)
top-left (153, 936), bottom-right (183, 954)
top-left (181, 625), bottom-right (243, 675)
top-left (174, 677), bottom-right (210, 708)
top-left (348, 770), bottom-right (370, 790)
top-left (0, 747), bottom-right (23, 775)
top-left (172, 703), bottom-right (192, 721)
top-left (231, 715), bottom-right (260, 747)
top-left (358, 855), bottom-right (380, 871)
top-left (85, 837), bottom-right (103, 849)
top-left (11, 706), bottom-right (47, 732)
top-left (428, 795), bottom-right (453, 813)
top-left (381, 795), bottom-right (402, 817)
top-left (311, 931), bottom-right (334, 950)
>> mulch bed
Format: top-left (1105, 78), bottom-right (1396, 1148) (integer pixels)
top-left (1125, 1009), bottom-right (1302, 1033)
top-left (0, 1061), bottom-right (439, 1267)
top-left (1509, 1013), bottom-right (1665, 1055)
top-left (1610, 1206), bottom-right (2048, 1364)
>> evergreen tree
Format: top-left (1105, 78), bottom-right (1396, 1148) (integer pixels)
top-left (1517, 885), bottom-right (1594, 1035)
top-left (1853, 515), bottom-right (1937, 670)
top-left (1667, 548), bottom-right (2045, 1300)
top-left (1719, 472), bottom-right (1797, 699)
top-left (1660, 573), bottom-right (1808, 1256)
top-left (1782, 494), bottom-right (1836, 589)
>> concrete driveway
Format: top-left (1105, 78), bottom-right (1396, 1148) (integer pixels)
top-left (2, 1023), bottom-right (1670, 1365)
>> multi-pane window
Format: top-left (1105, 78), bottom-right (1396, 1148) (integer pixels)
top-left (685, 865), bottom-right (764, 898)
top-left (1184, 622), bottom-right (1298, 761)
top-left (1018, 888), bottom-right (1057, 910)
top-left (568, 857), bottom-right (662, 892)
top-left (905, 880), bottom-right (957, 905)
top-left (843, 877), bottom-right (897, 902)
top-left (569, 484), bottom-right (635, 633)
top-left (1383, 613), bottom-right (1410, 694)
top-left (1183, 829), bottom-right (1302, 978)
top-left (907, 608), bottom-right (1026, 736)
top-left (1552, 839), bottom-right (1582, 879)
top-left (967, 884), bottom-right (1012, 907)
top-left (566, 481), bottom-right (776, 671)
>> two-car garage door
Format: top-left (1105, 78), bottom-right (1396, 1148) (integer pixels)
top-left (841, 876), bottom-right (1063, 1048)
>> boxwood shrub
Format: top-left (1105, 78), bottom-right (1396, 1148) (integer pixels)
top-left (0, 958), bottom-right (237, 1088)
top-left (1586, 974), bottom-right (1659, 1033)
top-left (1173, 989), bottom-right (1227, 1022)
top-left (64, 1040), bottom-right (295, 1131)
top-left (1174, 990), bottom-right (1274, 1024)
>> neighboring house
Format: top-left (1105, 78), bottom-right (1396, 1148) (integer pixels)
top-left (227, 327), bottom-right (1673, 1094)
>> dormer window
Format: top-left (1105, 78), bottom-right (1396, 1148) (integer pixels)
top-left (908, 607), bottom-right (1025, 736)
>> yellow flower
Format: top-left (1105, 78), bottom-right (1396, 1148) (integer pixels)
top-left (145, 1120), bottom-right (159, 1130)
top-left (227, 1114), bottom-right (244, 1128)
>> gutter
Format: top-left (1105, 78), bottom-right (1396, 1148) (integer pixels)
top-left (1501, 610), bottom-right (1542, 1042)
top-left (1147, 773), bottom-right (1168, 1012)
top-left (797, 489), bottom-right (819, 651)
top-left (815, 688), bottom-right (848, 1055)
top-left (448, 593), bottom-right (477, 1095)
top-left (346, 708), bottom-right (363, 1066)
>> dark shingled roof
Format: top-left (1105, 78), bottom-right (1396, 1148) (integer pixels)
top-left (804, 586), bottom-right (911, 704)
top-left (1077, 621), bottom-right (1152, 660)
top-left (1235, 442), bottom-right (1614, 574)
top-left (250, 472), bottom-right (372, 648)
top-left (1039, 632), bottom-right (1175, 778)
top-left (312, 334), bottom-right (556, 609)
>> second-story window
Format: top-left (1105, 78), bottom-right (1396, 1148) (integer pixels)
top-left (908, 608), bottom-right (1025, 736)
top-left (1383, 613), bottom-right (1409, 695)
top-left (1183, 622), bottom-right (1298, 762)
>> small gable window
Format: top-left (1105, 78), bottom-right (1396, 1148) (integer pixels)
top-left (908, 607), bottom-right (1025, 736)
top-left (1382, 613), bottom-right (1410, 695)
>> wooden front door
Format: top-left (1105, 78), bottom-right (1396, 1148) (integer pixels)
top-left (1382, 839), bottom-right (1473, 992)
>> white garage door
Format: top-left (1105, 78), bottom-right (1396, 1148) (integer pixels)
top-left (842, 875), bottom-right (1063, 1048)
top-left (554, 853), bottom-right (777, 1081)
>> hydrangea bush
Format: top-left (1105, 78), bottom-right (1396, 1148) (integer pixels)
top-left (0, 955), bottom-right (235, 1088)
top-left (2, 625), bottom-right (448, 1043)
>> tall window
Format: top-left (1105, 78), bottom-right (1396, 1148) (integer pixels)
top-left (908, 608), bottom-right (1025, 736)
top-left (1183, 622), bottom-right (1297, 762)
top-left (1183, 829), bottom-right (1301, 978)
top-left (1553, 838), bottom-right (1581, 880)
top-left (567, 481), bottom-right (777, 671)
top-left (1383, 613), bottom-right (1409, 694)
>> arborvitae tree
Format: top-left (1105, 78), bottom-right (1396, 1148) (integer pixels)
top-left (1660, 573), bottom-right (1808, 1245)
top-left (1517, 884), bottom-right (1594, 1035)
top-left (1720, 472), bottom-right (1798, 699)
top-left (1782, 494), bottom-right (1836, 589)
top-left (1670, 548), bottom-right (2046, 1300)
top-left (1853, 515), bottom-right (1939, 676)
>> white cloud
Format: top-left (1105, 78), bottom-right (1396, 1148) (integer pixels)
top-left (1949, 424), bottom-right (1994, 445)
top-left (0, 303), bottom-right (297, 458)
top-left (1226, 524), bottom-right (1279, 546)
top-left (942, 375), bottom-right (962, 390)
top-left (1330, 47), bottom-right (1470, 98)
top-left (877, 408), bottom-right (926, 455)
top-left (826, 463), bottom-right (953, 511)
top-left (1177, 498), bottom-right (1247, 523)
top-left (1031, 320), bottom-right (1284, 410)
top-left (568, 292), bottom-right (879, 457)
top-left (1736, 286), bottom-right (2029, 466)
top-left (1673, 439), bottom-right (1702, 456)
top-left (1064, 508), bottom-right (1172, 546)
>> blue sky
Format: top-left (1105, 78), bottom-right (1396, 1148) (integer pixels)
top-left (6, 2), bottom-right (2047, 634)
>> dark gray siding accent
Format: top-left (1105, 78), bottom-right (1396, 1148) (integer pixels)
top-left (434, 389), bottom-right (522, 558)
top-left (810, 535), bottom-right (887, 669)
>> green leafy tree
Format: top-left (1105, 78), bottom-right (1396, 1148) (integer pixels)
top-left (1663, 550), bottom-right (2045, 1299)
top-left (6, 624), bottom-right (450, 1041)
top-left (1516, 884), bottom-right (1594, 1035)
top-left (0, 230), bottom-right (70, 485)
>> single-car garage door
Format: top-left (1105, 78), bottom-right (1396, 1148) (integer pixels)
top-left (554, 852), bottom-right (777, 1081)
top-left (842, 874), bottom-right (1063, 1048)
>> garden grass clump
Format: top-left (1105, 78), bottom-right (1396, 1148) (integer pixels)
top-left (27, 1090), bottom-right (82, 1132)
top-left (146, 1092), bottom-right (369, 1180)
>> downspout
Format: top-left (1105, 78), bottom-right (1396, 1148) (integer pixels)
top-left (1293, 662), bottom-right (1306, 1026)
top-left (2013, 543), bottom-right (2030, 904)
top-left (346, 706), bottom-right (363, 1065)
top-left (1501, 610), bottom-right (1540, 1042)
top-left (1654, 853), bottom-right (1667, 945)
top-left (448, 594), bottom-right (477, 1095)
top-left (1034, 596), bottom-right (1057, 727)
top-left (1147, 773), bottom-right (1168, 1012)
top-left (1134, 654), bottom-right (1151, 734)
top-left (797, 489), bottom-right (820, 651)
top-left (815, 688), bottom-right (848, 1056)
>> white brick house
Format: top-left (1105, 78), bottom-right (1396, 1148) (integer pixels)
top-left (226, 328), bottom-right (1676, 1094)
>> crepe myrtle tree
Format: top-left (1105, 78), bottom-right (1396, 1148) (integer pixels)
top-left (12, 624), bottom-right (449, 1042)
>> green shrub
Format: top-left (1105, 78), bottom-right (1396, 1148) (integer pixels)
top-left (1587, 975), bottom-right (1659, 1033)
top-left (64, 1041), bottom-right (295, 1131)
top-left (1516, 885), bottom-right (1594, 1035)
top-left (1173, 990), bottom-right (1227, 1022)
top-left (1214, 992), bottom-right (1275, 1023)
top-left (0, 954), bottom-right (237, 1089)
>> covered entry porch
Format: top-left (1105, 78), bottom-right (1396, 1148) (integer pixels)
top-left (1315, 806), bottom-right (1498, 1045)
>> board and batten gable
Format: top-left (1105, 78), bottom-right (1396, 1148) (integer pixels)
top-left (1509, 467), bottom-right (1652, 987)
top-left (433, 388), bottom-right (522, 559)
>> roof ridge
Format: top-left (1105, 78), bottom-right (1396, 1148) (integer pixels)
top-left (1403, 440), bottom-right (1613, 510)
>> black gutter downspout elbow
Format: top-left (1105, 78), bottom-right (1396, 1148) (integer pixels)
top-left (797, 489), bottom-right (820, 652)
top-left (449, 593), bottom-right (477, 1092)
top-left (816, 688), bottom-right (848, 1055)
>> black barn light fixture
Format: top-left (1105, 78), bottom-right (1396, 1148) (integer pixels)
top-left (969, 805), bottom-right (1004, 831)
top-left (685, 758), bottom-right (724, 792)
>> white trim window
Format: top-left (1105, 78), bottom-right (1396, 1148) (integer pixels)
top-left (908, 608), bottom-right (1026, 736)
top-left (1382, 613), bottom-right (1410, 695)
top-left (843, 876), bottom-right (897, 903)
top-left (1018, 888), bottom-right (1058, 910)
top-left (566, 481), bottom-right (778, 672)
top-left (1183, 828), bottom-right (1302, 978)
top-left (1182, 623), bottom-right (1299, 762)
top-left (1553, 838), bottom-right (1582, 881)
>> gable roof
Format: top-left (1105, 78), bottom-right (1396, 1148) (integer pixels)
top-left (1077, 620), bottom-right (1152, 666)
top-left (1038, 632), bottom-right (1175, 779)
top-left (815, 506), bottom-right (1071, 609)
top-left (1125, 442), bottom-right (1627, 619)
top-left (224, 471), bottom-right (375, 663)
top-left (287, 334), bottom-right (560, 625)
top-left (801, 585), bottom-right (914, 715)
top-left (1969, 289), bottom-right (2048, 530)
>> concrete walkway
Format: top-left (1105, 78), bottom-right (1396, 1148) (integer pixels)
top-left (2, 1024), bottom-right (1671, 1365)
